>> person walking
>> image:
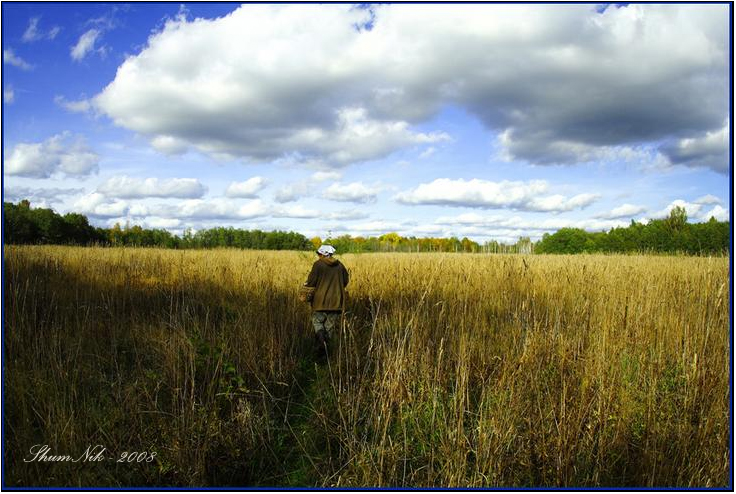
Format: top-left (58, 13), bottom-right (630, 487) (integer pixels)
top-left (302, 244), bottom-right (349, 359)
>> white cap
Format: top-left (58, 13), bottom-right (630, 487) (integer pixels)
top-left (317, 244), bottom-right (336, 256)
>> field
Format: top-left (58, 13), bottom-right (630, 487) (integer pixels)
top-left (3, 245), bottom-right (730, 488)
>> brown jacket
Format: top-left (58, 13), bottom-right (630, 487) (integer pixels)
top-left (305, 257), bottom-right (349, 311)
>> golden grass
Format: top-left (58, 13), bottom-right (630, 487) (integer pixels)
top-left (3, 245), bottom-right (730, 487)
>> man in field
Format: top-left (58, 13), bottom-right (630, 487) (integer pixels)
top-left (303, 244), bottom-right (349, 359)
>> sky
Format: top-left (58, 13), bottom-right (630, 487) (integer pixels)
top-left (2, 2), bottom-right (731, 244)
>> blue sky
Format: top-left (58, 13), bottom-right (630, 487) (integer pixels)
top-left (3, 3), bottom-right (731, 243)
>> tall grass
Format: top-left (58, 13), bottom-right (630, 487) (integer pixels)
top-left (3, 246), bottom-right (730, 487)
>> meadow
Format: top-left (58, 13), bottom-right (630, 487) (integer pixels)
top-left (3, 245), bottom-right (730, 488)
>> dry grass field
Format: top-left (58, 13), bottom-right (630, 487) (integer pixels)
top-left (3, 245), bottom-right (730, 487)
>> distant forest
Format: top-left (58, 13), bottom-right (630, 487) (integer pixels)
top-left (2, 200), bottom-right (730, 255)
top-left (535, 206), bottom-right (729, 255)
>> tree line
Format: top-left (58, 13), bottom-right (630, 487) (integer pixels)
top-left (1, 200), bottom-right (531, 253)
top-left (3, 200), bottom-right (312, 251)
top-left (2, 200), bottom-right (730, 255)
top-left (317, 232), bottom-right (533, 254)
top-left (535, 206), bottom-right (729, 255)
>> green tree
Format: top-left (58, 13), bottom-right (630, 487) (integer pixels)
top-left (667, 205), bottom-right (688, 232)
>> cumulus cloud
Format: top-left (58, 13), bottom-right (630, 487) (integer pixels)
top-left (71, 29), bottom-right (101, 61)
top-left (323, 181), bottom-right (381, 204)
top-left (4, 186), bottom-right (85, 205)
top-left (651, 200), bottom-right (702, 221)
top-left (701, 205), bottom-right (729, 222)
top-left (141, 217), bottom-right (182, 229)
top-left (596, 203), bottom-right (647, 219)
top-left (661, 124), bottom-right (729, 173)
top-left (651, 199), bottom-right (730, 222)
top-left (162, 199), bottom-right (269, 220)
top-left (73, 193), bottom-right (129, 218)
top-left (97, 175), bottom-right (207, 199)
top-left (395, 178), bottom-right (599, 212)
top-left (694, 194), bottom-right (722, 205)
top-left (92, 4), bottom-right (728, 169)
top-left (4, 133), bottom-right (100, 178)
top-left (90, 195), bottom-right (370, 228)
top-left (3, 48), bottom-right (33, 70)
top-left (225, 177), bottom-right (268, 198)
top-left (121, 198), bottom-right (271, 223)
top-left (273, 171), bottom-right (343, 203)
top-left (22, 17), bottom-right (61, 42)
top-left (274, 182), bottom-right (311, 203)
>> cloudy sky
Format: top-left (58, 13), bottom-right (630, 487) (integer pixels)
top-left (3, 3), bottom-right (731, 243)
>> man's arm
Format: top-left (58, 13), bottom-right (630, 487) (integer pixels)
top-left (305, 262), bottom-right (319, 287)
top-left (342, 264), bottom-right (349, 287)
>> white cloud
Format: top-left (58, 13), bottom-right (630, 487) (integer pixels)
top-left (71, 29), bottom-right (101, 61)
top-left (650, 199), bottom-right (728, 222)
top-left (311, 171), bottom-right (342, 182)
top-left (73, 193), bottom-right (129, 218)
top-left (395, 178), bottom-right (599, 212)
top-left (419, 146), bottom-right (436, 159)
top-left (128, 203), bottom-right (150, 216)
top-left (311, 107), bottom-right (450, 166)
top-left (54, 95), bottom-right (92, 113)
top-left (274, 171), bottom-right (343, 202)
top-left (327, 209), bottom-right (369, 221)
top-left (150, 135), bottom-right (189, 155)
top-left (4, 133), bottom-right (100, 178)
top-left (651, 200), bottom-right (702, 220)
top-left (225, 177), bottom-right (268, 198)
top-left (175, 198), bottom-right (269, 220)
top-left (272, 204), bottom-right (320, 219)
top-left (125, 198), bottom-right (270, 222)
top-left (4, 85), bottom-right (14, 104)
top-left (3, 48), bottom-right (33, 70)
top-left (22, 17), bottom-right (60, 42)
top-left (4, 186), bottom-right (85, 205)
top-left (323, 181), bottom-right (381, 203)
top-left (97, 176), bottom-right (207, 199)
top-left (141, 217), bottom-right (182, 229)
top-left (701, 205), bottom-right (729, 222)
top-left (528, 193), bottom-right (600, 213)
top-left (274, 182), bottom-right (311, 203)
top-left (123, 201), bottom-right (370, 231)
top-left (93, 6), bottom-right (449, 167)
top-left (694, 194), bottom-right (722, 205)
top-left (596, 203), bottom-right (647, 219)
top-left (92, 4), bottom-right (728, 168)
